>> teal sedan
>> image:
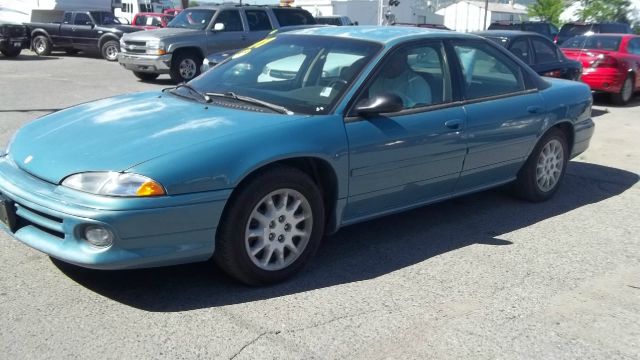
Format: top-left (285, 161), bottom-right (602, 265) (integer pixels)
top-left (0, 26), bottom-right (594, 285)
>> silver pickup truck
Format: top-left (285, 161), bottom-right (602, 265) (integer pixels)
top-left (118, 5), bottom-right (316, 82)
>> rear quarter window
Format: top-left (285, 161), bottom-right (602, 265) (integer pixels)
top-left (272, 9), bottom-right (315, 26)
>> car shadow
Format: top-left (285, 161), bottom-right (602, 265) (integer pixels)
top-left (592, 93), bottom-right (640, 107)
top-left (0, 54), bottom-right (59, 61)
top-left (53, 162), bottom-right (639, 312)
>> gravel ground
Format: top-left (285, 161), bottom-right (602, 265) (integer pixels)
top-left (0, 51), bottom-right (639, 359)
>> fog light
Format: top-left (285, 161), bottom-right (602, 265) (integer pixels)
top-left (84, 225), bottom-right (114, 248)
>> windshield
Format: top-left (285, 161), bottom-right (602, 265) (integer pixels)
top-left (184, 35), bottom-right (382, 115)
top-left (317, 17), bottom-right (341, 26)
top-left (91, 12), bottom-right (121, 25)
top-left (561, 35), bottom-right (622, 51)
top-left (167, 9), bottom-right (215, 30)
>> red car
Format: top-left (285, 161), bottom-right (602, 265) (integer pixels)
top-left (560, 34), bottom-right (640, 105)
top-left (131, 13), bottom-right (174, 30)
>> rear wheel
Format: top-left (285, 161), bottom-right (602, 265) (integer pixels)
top-left (612, 74), bottom-right (634, 105)
top-left (169, 52), bottom-right (202, 83)
top-left (1, 46), bottom-right (21, 57)
top-left (32, 35), bottom-right (51, 56)
top-left (133, 72), bottom-right (159, 81)
top-left (214, 165), bottom-right (325, 285)
top-left (513, 128), bottom-right (568, 202)
top-left (101, 40), bottom-right (120, 61)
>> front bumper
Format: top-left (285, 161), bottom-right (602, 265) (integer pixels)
top-left (118, 52), bottom-right (173, 74)
top-left (0, 37), bottom-right (29, 50)
top-left (581, 68), bottom-right (625, 94)
top-left (0, 156), bottom-right (230, 270)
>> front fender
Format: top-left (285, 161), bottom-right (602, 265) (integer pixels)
top-left (127, 114), bottom-right (350, 199)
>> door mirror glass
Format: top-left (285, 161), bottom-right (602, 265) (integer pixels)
top-left (213, 22), bottom-right (225, 31)
top-left (354, 93), bottom-right (404, 116)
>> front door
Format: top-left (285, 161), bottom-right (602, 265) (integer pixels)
top-left (71, 13), bottom-right (96, 49)
top-left (343, 41), bottom-right (467, 221)
top-left (448, 39), bottom-right (545, 191)
top-left (243, 9), bottom-right (273, 44)
top-left (207, 9), bottom-right (248, 54)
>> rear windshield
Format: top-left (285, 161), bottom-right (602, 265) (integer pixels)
top-left (316, 17), bottom-right (341, 26)
top-left (560, 35), bottom-right (622, 51)
top-left (522, 23), bottom-right (547, 33)
top-left (272, 9), bottom-right (316, 26)
top-left (559, 24), bottom-right (592, 36)
top-left (488, 23), bottom-right (517, 30)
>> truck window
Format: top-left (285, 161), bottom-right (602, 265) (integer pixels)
top-left (215, 10), bottom-right (244, 32)
top-left (272, 9), bottom-right (315, 26)
top-left (63, 12), bottom-right (72, 24)
top-left (245, 9), bottom-right (272, 31)
top-left (74, 13), bottom-right (93, 26)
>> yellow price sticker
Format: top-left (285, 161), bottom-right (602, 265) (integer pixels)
top-left (231, 36), bottom-right (277, 59)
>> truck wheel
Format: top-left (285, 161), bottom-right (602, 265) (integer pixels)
top-left (133, 72), bottom-right (159, 81)
top-left (170, 52), bottom-right (202, 83)
top-left (1, 46), bottom-right (21, 58)
top-left (101, 40), bottom-right (120, 61)
top-left (32, 35), bottom-right (52, 56)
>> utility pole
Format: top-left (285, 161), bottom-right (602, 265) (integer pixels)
top-left (483, 0), bottom-right (489, 30)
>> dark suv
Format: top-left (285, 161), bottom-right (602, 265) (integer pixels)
top-left (488, 21), bottom-right (558, 40)
top-left (556, 22), bottom-right (632, 45)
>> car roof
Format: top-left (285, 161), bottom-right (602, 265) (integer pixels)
top-left (135, 12), bottom-right (170, 16)
top-left (286, 25), bottom-right (474, 44)
top-left (194, 5), bottom-right (305, 10)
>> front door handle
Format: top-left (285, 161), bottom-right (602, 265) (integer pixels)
top-left (444, 119), bottom-right (463, 130)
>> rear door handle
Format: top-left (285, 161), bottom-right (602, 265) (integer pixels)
top-left (527, 106), bottom-right (541, 114)
top-left (444, 119), bottom-right (463, 130)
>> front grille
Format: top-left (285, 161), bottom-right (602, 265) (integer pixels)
top-left (123, 40), bottom-right (148, 54)
top-left (14, 201), bottom-right (65, 239)
top-left (6, 25), bottom-right (27, 37)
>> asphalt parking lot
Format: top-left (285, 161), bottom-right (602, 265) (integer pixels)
top-left (1, 51), bottom-right (639, 359)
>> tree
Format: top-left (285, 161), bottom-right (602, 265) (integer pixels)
top-left (576, 0), bottom-right (632, 23)
top-left (188, 1), bottom-right (199, 7)
top-left (527, 0), bottom-right (564, 26)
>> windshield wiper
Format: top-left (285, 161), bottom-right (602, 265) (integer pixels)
top-left (205, 92), bottom-right (293, 115)
top-left (164, 83), bottom-right (210, 103)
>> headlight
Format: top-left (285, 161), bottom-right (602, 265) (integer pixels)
top-left (61, 172), bottom-right (166, 197)
top-left (146, 40), bottom-right (166, 55)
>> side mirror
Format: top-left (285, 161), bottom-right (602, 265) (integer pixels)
top-left (354, 93), bottom-right (404, 116)
top-left (213, 23), bottom-right (225, 32)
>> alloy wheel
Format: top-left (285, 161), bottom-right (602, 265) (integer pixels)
top-left (536, 139), bottom-right (564, 192)
top-left (179, 58), bottom-right (197, 80)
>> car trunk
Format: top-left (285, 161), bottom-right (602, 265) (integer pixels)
top-left (561, 49), bottom-right (617, 69)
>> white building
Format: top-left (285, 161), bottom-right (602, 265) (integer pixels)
top-left (435, 1), bottom-right (527, 32)
top-left (294, 0), bottom-right (444, 26)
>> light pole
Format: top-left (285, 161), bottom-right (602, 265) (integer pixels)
top-left (483, 0), bottom-right (489, 30)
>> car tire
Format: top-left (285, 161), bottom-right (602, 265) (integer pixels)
top-left (1, 46), bottom-right (21, 57)
top-left (64, 48), bottom-right (80, 55)
top-left (133, 72), bottom-right (160, 81)
top-left (32, 35), bottom-right (52, 56)
top-left (169, 52), bottom-right (202, 83)
top-left (214, 165), bottom-right (325, 285)
top-left (100, 40), bottom-right (120, 61)
top-left (513, 128), bottom-right (568, 202)
top-left (611, 74), bottom-right (634, 105)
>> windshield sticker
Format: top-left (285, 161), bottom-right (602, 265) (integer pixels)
top-left (320, 87), bottom-right (333, 97)
top-left (232, 48), bottom-right (252, 59)
top-left (231, 37), bottom-right (276, 59)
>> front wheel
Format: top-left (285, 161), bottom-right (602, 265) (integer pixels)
top-left (133, 72), bottom-right (159, 81)
top-left (169, 52), bottom-right (202, 83)
top-left (513, 128), bottom-right (568, 202)
top-left (101, 40), bottom-right (120, 61)
top-left (1, 46), bottom-right (21, 57)
top-left (611, 74), bottom-right (634, 105)
top-left (214, 165), bottom-right (325, 285)
top-left (32, 35), bottom-right (51, 56)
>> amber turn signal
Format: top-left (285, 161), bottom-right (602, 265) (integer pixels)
top-left (136, 181), bottom-right (166, 197)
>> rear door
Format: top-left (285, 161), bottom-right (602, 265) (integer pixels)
top-left (208, 9), bottom-right (248, 54)
top-left (530, 36), bottom-right (571, 79)
top-left (449, 39), bottom-right (545, 191)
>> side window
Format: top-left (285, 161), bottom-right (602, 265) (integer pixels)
top-left (360, 43), bottom-right (451, 110)
top-left (453, 42), bottom-right (525, 100)
top-left (245, 10), bottom-right (272, 31)
top-left (510, 39), bottom-right (531, 64)
top-left (532, 38), bottom-right (558, 64)
top-left (63, 13), bottom-right (72, 24)
top-left (134, 15), bottom-right (146, 26)
top-left (550, 24), bottom-right (559, 37)
top-left (272, 9), bottom-right (315, 26)
top-left (215, 10), bottom-right (244, 32)
top-left (74, 13), bottom-right (92, 26)
top-left (629, 39), bottom-right (640, 55)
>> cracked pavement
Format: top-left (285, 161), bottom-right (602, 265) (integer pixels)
top-left (0, 52), bottom-right (639, 359)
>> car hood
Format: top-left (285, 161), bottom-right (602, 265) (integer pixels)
top-left (123, 27), bottom-right (199, 41)
top-left (10, 91), bottom-right (305, 184)
top-left (101, 25), bottom-right (144, 33)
